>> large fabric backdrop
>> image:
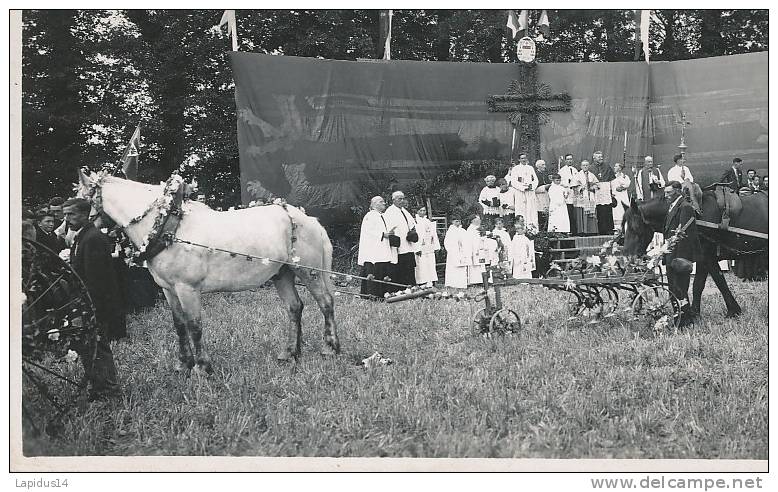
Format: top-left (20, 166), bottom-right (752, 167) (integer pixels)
top-left (232, 51), bottom-right (767, 212)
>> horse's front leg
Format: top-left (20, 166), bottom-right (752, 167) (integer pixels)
top-left (174, 284), bottom-right (213, 374)
top-left (162, 287), bottom-right (194, 372)
top-left (273, 266), bottom-right (303, 361)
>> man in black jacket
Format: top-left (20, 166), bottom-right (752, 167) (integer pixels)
top-left (720, 157), bottom-right (745, 192)
top-left (62, 198), bottom-right (126, 400)
top-left (663, 182), bottom-right (702, 328)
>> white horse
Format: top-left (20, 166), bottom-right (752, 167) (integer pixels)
top-left (77, 170), bottom-right (340, 372)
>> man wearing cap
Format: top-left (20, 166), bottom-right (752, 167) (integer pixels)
top-left (478, 175), bottom-right (501, 230)
top-left (667, 154), bottom-right (702, 215)
top-left (357, 196), bottom-right (398, 299)
top-left (383, 190), bottom-right (419, 291)
top-left (504, 154), bottom-right (539, 229)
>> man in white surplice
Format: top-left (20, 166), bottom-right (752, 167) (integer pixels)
top-left (383, 190), bottom-right (420, 291)
top-left (414, 206), bottom-right (440, 287)
top-left (443, 216), bottom-right (470, 289)
top-left (357, 196), bottom-right (398, 299)
top-left (504, 153), bottom-right (539, 228)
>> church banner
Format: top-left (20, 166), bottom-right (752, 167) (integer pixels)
top-left (231, 51), bottom-right (767, 213)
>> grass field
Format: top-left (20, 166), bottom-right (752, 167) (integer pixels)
top-left (21, 273), bottom-right (768, 460)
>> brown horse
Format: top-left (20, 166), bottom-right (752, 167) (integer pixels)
top-left (77, 170), bottom-right (340, 373)
top-left (622, 190), bottom-right (768, 318)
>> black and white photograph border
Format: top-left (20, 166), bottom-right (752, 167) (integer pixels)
top-left (5, 1), bottom-right (774, 484)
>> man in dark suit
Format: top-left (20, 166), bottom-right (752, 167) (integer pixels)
top-left (62, 198), bottom-right (126, 400)
top-left (720, 157), bottom-right (745, 192)
top-left (663, 181), bottom-right (701, 328)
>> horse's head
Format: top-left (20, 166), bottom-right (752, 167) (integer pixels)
top-left (622, 196), bottom-right (666, 256)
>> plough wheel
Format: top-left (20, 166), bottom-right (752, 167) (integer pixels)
top-left (597, 285), bottom-right (619, 318)
top-left (631, 285), bottom-right (681, 335)
top-left (471, 308), bottom-right (489, 336)
top-left (21, 238), bottom-right (99, 438)
top-left (489, 308), bottom-right (520, 335)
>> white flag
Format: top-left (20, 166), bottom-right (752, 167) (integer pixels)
top-left (219, 10), bottom-right (238, 52)
top-left (506, 10), bottom-right (520, 39)
top-left (640, 10), bottom-right (651, 63)
top-left (383, 10), bottom-right (393, 60)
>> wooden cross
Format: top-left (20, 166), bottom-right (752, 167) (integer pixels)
top-left (487, 61), bottom-right (571, 163)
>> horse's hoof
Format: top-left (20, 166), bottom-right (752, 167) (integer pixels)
top-left (195, 360), bottom-right (213, 375)
top-left (725, 310), bottom-right (742, 318)
top-left (175, 359), bottom-right (195, 373)
top-left (276, 349), bottom-right (298, 362)
top-left (320, 344), bottom-right (340, 356)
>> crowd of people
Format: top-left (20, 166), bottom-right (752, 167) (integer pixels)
top-left (356, 151), bottom-right (766, 298)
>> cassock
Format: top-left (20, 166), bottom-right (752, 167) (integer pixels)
top-left (547, 183), bottom-right (570, 233)
top-left (443, 225), bottom-right (471, 289)
top-left (610, 172), bottom-right (631, 230)
top-left (414, 215), bottom-right (440, 286)
top-left (505, 164), bottom-right (539, 228)
top-left (574, 170), bottom-right (599, 234)
top-left (478, 185), bottom-right (501, 217)
top-left (593, 162), bottom-right (616, 234)
top-left (635, 168), bottom-right (665, 200)
top-left (357, 209), bottom-right (397, 298)
top-left (384, 204), bottom-right (419, 289)
top-left (511, 233), bottom-right (536, 279)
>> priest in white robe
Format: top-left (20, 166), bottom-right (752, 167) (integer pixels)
top-left (547, 174), bottom-right (570, 233)
top-left (504, 153), bottom-right (539, 229)
top-left (443, 216), bottom-right (470, 289)
top-left (357, 196), bottom-right (398, 299)
top-left (478, 175), bottom-right (501, 228)
top-left (384, 190), bottom-right (420, 291)
top-left (414, 206), bottom-right (440, 287)
top-left (558, 154), bottom-right (579, 235)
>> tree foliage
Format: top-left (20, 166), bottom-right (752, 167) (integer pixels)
top-left (21, 9), bottom-right (768, 209)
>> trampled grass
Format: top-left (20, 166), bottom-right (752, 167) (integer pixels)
top-left (21, 275), bottom-right (767, 459)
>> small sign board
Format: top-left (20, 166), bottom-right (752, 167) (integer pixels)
top-left (516, 36), bottom-right (536, 62)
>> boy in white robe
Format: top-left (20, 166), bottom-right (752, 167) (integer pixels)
top-left (478, 175), bottom-right (501, 229)
top-left (414, 206), bottom-right (440, 287)
top-left (443, 216), bottom-right (470, 289)
top-left (511, 222), bottom-right (536, 279)
top-left (610, 162), bottom-right (631, 230)
top-left (496, 178), bottom-right (516, 226)
top-left (547, 174), bottom-right (570, 233)
top-left (466, 216), bottom-right (487, 285)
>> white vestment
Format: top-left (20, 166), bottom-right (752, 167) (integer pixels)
top-left (505, 164), bottom-right (539, 227)
top-left (478, 185), bottom-right (501, 215)
top-left (496, 188), bottom-right (517, 216)
top-left (611, 173), bottom-right (631, 229)
top-left (443, 225), bottom-right (471, 289)
top-left (511, 234), bottom-right (536, 279)
top-left (384, 204), bottom-right (419, 255)
top-left (357, 210), bottom-right (397, 266)
top-left (414, 216), bottom-right (440, 285)
top-left (467, 224), bottom-right (487, 285)
top-left (558, 165), bottom-right (578, 205)
top-left (547, 183), bottom-right (570, 233)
